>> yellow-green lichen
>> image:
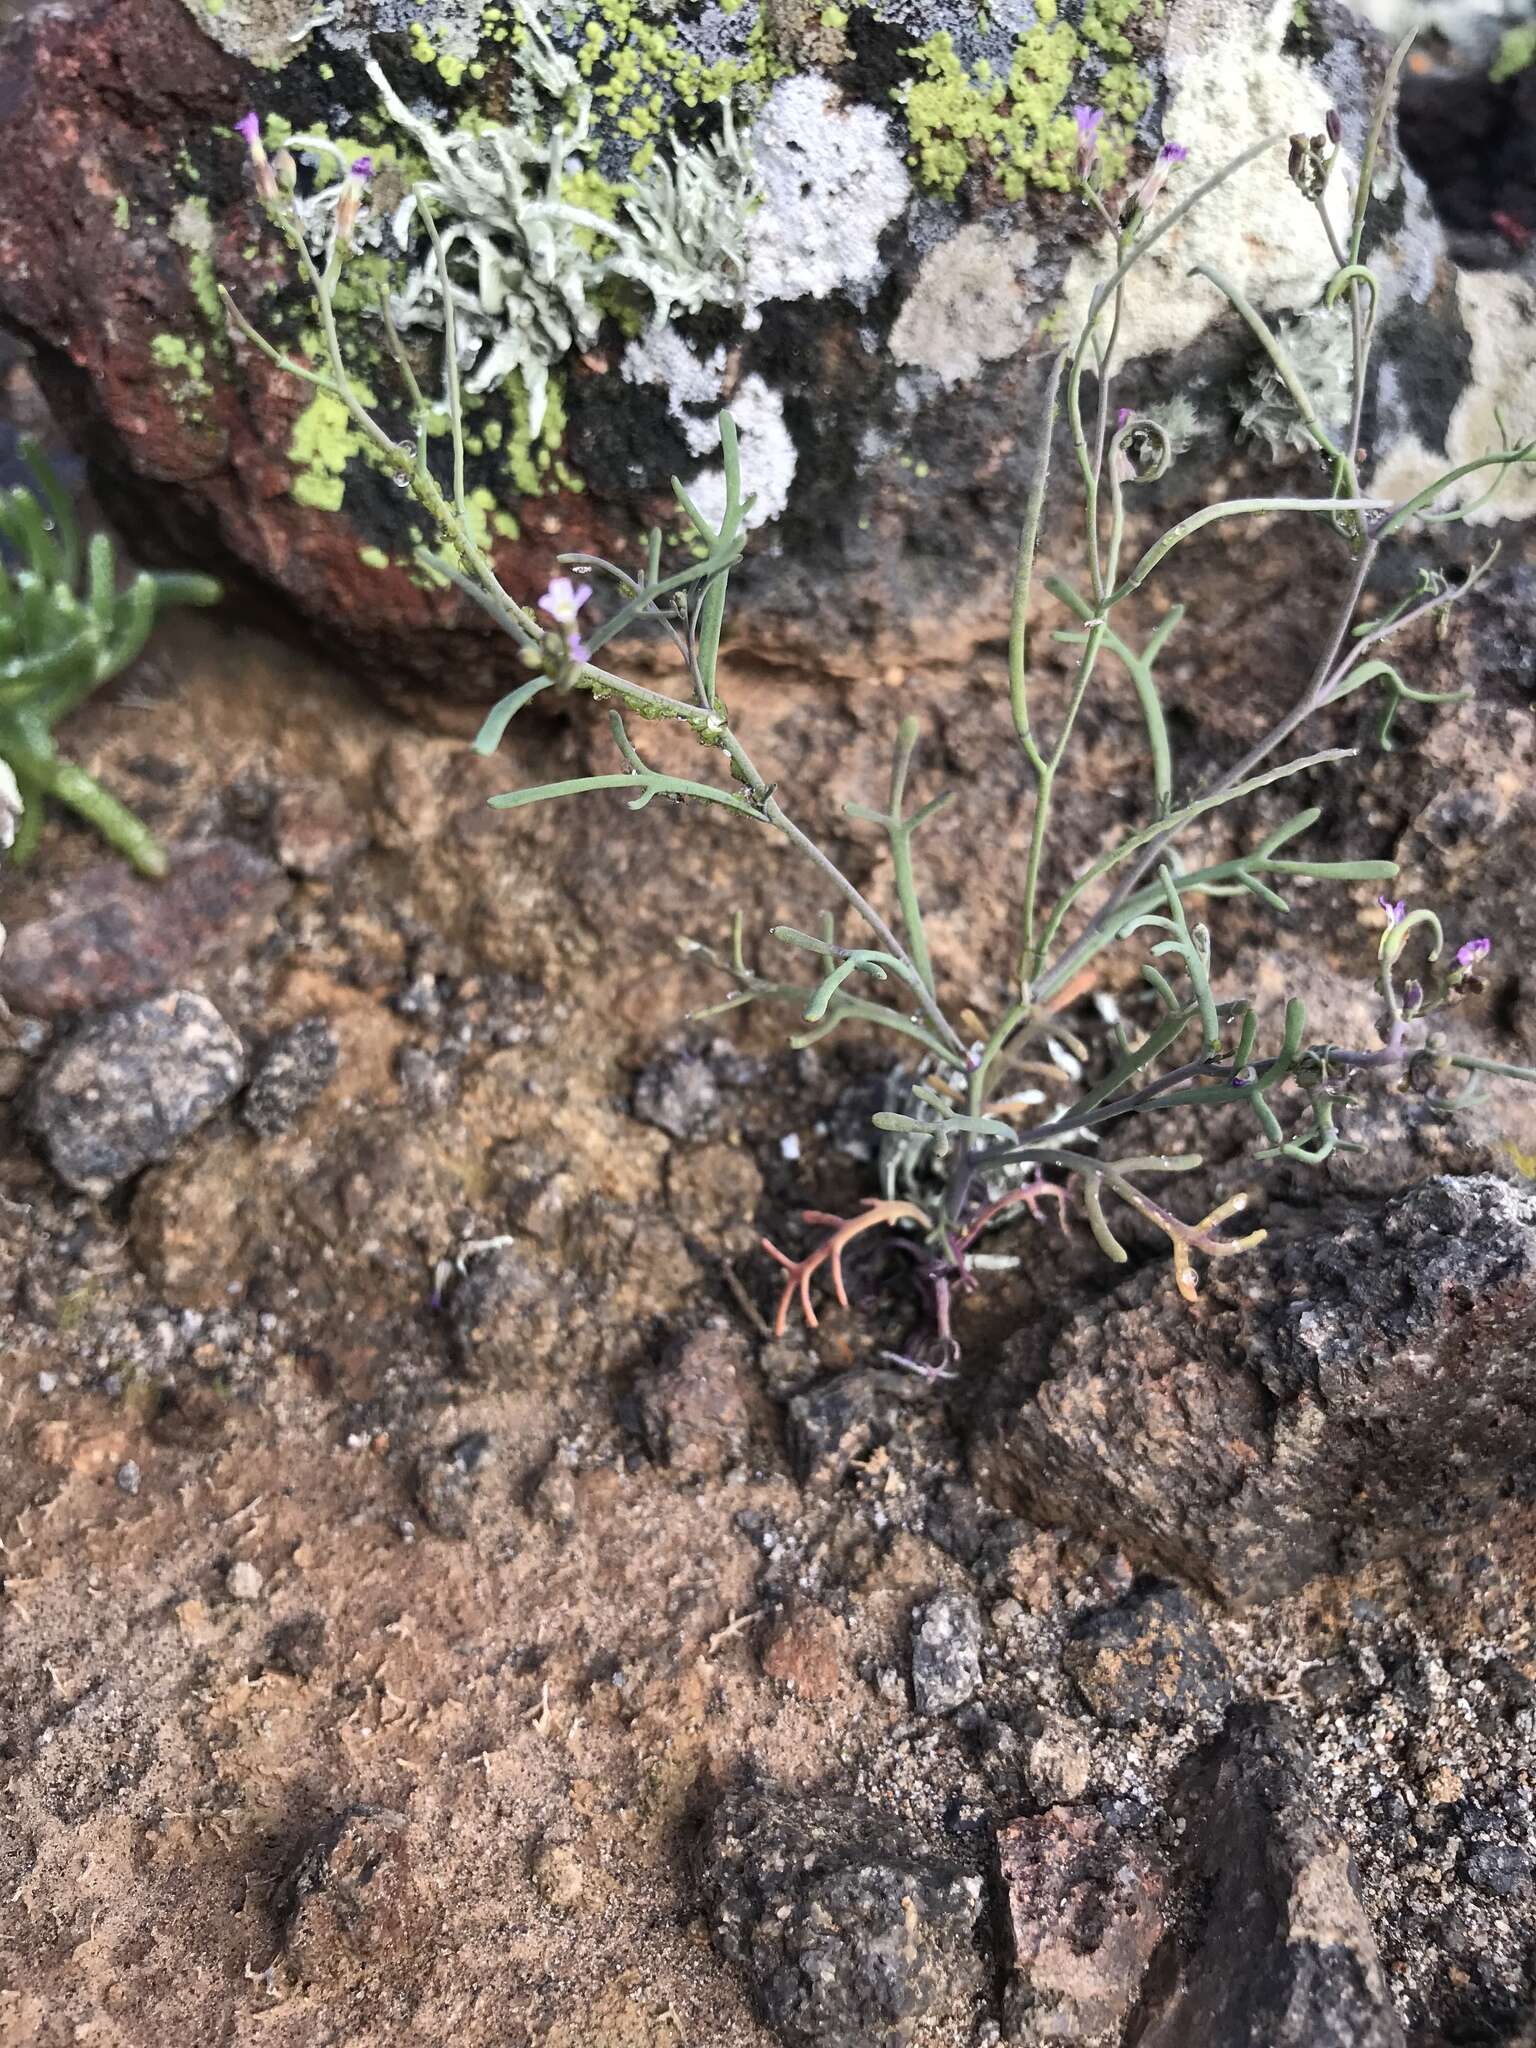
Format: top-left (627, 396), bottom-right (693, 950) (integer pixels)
top-left (576, 0), bottom-right (786, 143)
top-left (1491, 24), bottom-right (1536, 83)
top-left (168, 194), bottom-right (227, 338)
top-left (891, 3), bottom-right (1154, 199)
top-left (150, 334), bottom-right (214, 423)
top-left (288, 377), bottom-right (376, 512)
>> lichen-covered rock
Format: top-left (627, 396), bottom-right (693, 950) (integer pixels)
top-left (0, 0), bottom-right (1503, 695)
top-left (1134, 1705), bottom-right (1406, 2048)
top-left (700, 1780), bottom-right (988, 2047)
top-left (973, 1176), bottom-right (1536, 1605)
top-left (25, 990), bottom-right (246, 1196)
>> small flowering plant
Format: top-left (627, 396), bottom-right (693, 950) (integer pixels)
top-left (223, 41), bottom-right (1536, 1371)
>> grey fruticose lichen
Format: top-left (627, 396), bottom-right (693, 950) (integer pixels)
top-left (1236, 301), bottom-right (1356, 459)
top-left (367, 23), bottom-right (759, 438)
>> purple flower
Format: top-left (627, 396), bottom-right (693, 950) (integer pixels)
top-left (336, 156), bottom-right (374, 241)
top-left (1116, 406), bottom-right (1132, 427)
top-left (236, 110), bottom-right (279, 202)
top-left (1403, 979), bottom-right (1423, 1011)
top-left (1456, 936), bottom-right (1491, 969)
top-left (1072, 104), bottom-right (1103, 174)
top-left (1377, 896), bottom-right (1406, 927)
top-left (539, 575), bottom-right (593, 663)
top-left (1133, 139), bottom-right (1190, 215)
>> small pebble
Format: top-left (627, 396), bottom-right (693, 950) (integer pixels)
top-left (227, 1560), bottom-right (264, 1602)
top-left (116, 1460), bottom-right (141, 1496)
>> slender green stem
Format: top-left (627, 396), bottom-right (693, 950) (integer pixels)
top-left (1188, 264), bottom-right (1347, 464)
top-left (1049, 578), bottom-right (1176, 810)
top-left (1108, 496), bottom-right (1384, 604)
top-left (1008, 351), bottom-right (1066, 771)
top-left (884, 718), bottom-right (937, 997)
top-left (1020, 619), bottom-right (1107, 984)
top-left (1450, 1054), bottom-right (1536, 1083)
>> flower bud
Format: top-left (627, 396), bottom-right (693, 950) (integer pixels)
top-left (1325, 108), bottom-right (1342, 145)
top-left (236, 109), bottom-right (279, 204)
top-left (334, 155), bottom-right (373, 246)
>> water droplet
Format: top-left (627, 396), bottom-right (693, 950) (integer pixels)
top-left (391, 471), bottom-right (410, 489)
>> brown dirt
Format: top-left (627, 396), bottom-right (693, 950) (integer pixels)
top-left (4, 477), bottom-right (1536, 2046)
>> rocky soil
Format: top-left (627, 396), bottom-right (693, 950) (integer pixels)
top-left (4, 8), bottom-right (1536, 2034)
top-left (3, 461), bottom-right (1536, 2042)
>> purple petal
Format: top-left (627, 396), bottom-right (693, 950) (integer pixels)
top-left (236, 110), bottom-right (262, 148)
top-left (1456, 936), bottom-right (1491, 969)
top-left (1158, 141), bottom-right (1191, 165)
top-left (350, 154), bottom-right (375, 182)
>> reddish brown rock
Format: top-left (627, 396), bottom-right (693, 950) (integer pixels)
top-left (998, 1805), bottom-right (1167, 2046)
top-left (760, 1603), bottom-right (845, 1699)
top-left (0, 0), bottom-right (618, 697)
top-left (0, 839), bottom-right (287, 1017)
top-left (634, 1319), bottom-right (751, 1480)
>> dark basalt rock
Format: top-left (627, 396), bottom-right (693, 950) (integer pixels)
top-left (1133, 1706), bottom-right (1406, 2048)
top-left (699, 1779), bottom-right (988, 2048)
top-left (25, 989), bottom-right (246, 1196)
top-left (973, 1177), bottom-right (1536, 1604)
top-left (1062, 1582), bottom-right (1230, 1728)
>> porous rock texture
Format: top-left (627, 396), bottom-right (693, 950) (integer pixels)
top-left (0, 0), bottom-right (1513, 695)
top-left (973, 1175), bottom-right (1536, 1605)
top-left (699, 1780), bottom-right (988, 2047)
